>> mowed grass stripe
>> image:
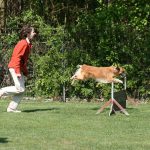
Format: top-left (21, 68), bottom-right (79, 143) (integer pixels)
top-left (0, 100), bottom-right (150, 150)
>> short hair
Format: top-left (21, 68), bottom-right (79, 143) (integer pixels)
top-left (19, 25), bottom-right (34, 39)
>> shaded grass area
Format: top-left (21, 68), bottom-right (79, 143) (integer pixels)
top-left (0, 100), bottom-right (150, 150)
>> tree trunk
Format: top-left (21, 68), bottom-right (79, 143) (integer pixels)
top-left (0, 0), bottom-right (5, 33)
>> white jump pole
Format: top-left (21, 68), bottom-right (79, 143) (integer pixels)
top-left (124, 76), bottom-right (127, 90)
top-left (109, 82), bottom-right (115, 116)
top-left (111, 82), bottom-right (114, 99)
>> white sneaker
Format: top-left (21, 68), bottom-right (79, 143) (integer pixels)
top-left (7, 108), bottom-right (21, 113)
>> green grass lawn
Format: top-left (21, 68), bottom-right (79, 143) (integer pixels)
top-left (0, 99), bottom-right (150, 150)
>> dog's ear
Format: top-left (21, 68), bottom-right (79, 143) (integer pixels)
top-left (115, 66), bottom-right (120, 72)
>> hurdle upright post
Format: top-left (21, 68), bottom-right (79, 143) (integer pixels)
top-left (124, 76), bottom-right (127, 90)
top-left (109, 82), bottom-right (115, 116)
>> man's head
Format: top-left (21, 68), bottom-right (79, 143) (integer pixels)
top-left (20, 25), bottom-right (36, 40)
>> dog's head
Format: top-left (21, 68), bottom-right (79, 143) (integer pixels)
top-left (114, 66), bottom-right (126, 78)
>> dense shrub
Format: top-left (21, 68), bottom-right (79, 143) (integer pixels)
top-left (0, 0), bottom-right (150, 101)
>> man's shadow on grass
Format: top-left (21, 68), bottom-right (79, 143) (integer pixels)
top-left (22, 107), bottom-right (60, 113)
top-left (0, 138), bottom-right (9, 143)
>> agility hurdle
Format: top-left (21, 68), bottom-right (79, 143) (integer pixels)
top-left (96, 77), bottom-right (129, 116)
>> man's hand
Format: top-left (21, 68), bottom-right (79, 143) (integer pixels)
top-left (16, 74), bottom-right (21, 79)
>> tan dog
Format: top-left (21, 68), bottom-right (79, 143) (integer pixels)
top-left (71, 64), bottom-right (126, 84)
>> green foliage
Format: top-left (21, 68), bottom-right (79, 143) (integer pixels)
top-left (33, 25), bottom-right (73, 97)
top-left (1, 1), bottom-right (150, 100)
top-left (68, 0), bottom-right (150, 100)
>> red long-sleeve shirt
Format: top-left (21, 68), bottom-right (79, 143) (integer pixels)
top-left (8, 39), bottom-right (32, 76)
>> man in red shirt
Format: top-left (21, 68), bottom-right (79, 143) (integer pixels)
top-left (0, 25), bottom-right (36, 112)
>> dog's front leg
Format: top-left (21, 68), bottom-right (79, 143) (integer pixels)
top-left (113, 78), bottom-right (123, 84)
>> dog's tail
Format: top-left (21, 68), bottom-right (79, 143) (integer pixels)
top-left (70, 65), bottom-right (82, 85)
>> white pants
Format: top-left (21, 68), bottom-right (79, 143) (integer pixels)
top-left (1, 68), bottom-right (25, 110)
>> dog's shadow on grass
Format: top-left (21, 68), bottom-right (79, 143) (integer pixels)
top-left (22, 107), bottom-right (60, 113)
top-left (91, 106), bottom-right (136, 114)
top-left (0, 138), bottom-right (9, 143)
top-left (92, 107), bottom-right (135, 111)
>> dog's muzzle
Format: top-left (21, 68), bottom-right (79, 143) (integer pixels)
top-left (119, 72), bottom-right (126, 78)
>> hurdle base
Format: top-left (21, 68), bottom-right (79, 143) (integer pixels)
top-left (96, 98), bottom-right (129, 116)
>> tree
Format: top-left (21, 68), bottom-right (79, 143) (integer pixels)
top-left (0, 0), bottom-right (6, 33)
